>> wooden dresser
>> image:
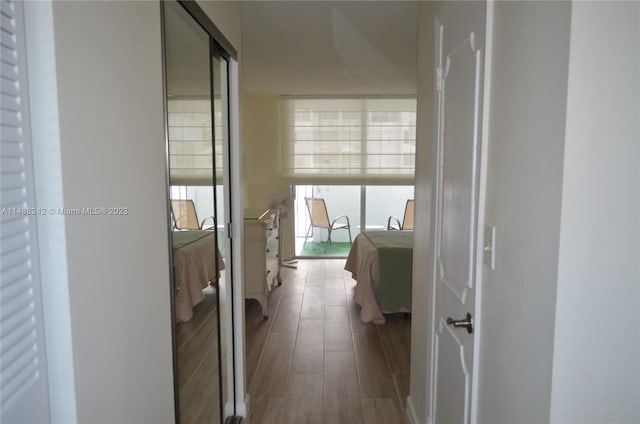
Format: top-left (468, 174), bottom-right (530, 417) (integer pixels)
top-left (244, 208), bottom-right (281, 317)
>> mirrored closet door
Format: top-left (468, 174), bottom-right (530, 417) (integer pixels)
top-left (162, 2), bottom-right (235, 422)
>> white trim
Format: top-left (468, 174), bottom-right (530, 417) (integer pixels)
top-left (471, 1), bottom-right (494, 421)
top-left (219, 54), bottom-right (235, 421)
top-left (23, 1), bottom-right (77, 421)
top-left (228, 57), bottom-right (248, 416)
top-left (427, 15), bottom-right (445, 423)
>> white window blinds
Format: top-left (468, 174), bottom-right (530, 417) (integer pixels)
top-left (282, 97), bottom-right (416, 184)
top-left (1, 0), bottom-right (50, 421)
top-left (168, 98), bottom-right (223, 186)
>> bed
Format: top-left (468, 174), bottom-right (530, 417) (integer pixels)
top-left (172, 230), bottom-right (225, 322)
top-left (344, 230), bottom-right (413, 324)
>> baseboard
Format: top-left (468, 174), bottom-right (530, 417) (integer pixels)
top-left (406, 395), bottom-right (420, 424)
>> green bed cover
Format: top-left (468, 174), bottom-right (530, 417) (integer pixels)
top-left (362, 230), bottom-right (413, 311)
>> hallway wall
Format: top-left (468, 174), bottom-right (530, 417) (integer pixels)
top-left (551, 2), bottom-right (640, 421)
top-left (43, 1), bottom-right (244, 421)
top-left (50, 2), bottom-right (174, 421)
top-left (477, 2), bottom-right (571, 421)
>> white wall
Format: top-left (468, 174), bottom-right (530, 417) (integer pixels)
top-left (477, 2), bottom-right (572, 422)
top-left (241, 94), bottom-right (295, 260)
top-left (550, 2), bottom-right (640, 422)
top-left (408, 2), bottom-right (441, 422)
top-left (50, 2), bottom-right (174, 422)
top-left (412, 2), bottom-right (640, 423)
top-left (366, 186), bottom-right (415, 229)
top-left (241, 94), bottom-right (286, 210)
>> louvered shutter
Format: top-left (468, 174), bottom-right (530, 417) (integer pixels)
top-left (1, 0), bottom-right (51, 421)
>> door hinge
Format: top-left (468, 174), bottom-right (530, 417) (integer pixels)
top-left (226, 222), bottom-right (232, 238)
top-left (436, 66), bottom-right (443, 91)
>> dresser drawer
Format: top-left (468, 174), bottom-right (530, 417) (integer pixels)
top-left (243, 208), bottom-right (281, 317)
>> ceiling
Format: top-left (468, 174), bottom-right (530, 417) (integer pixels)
top-left (241, 1), bottom-right (419, 96)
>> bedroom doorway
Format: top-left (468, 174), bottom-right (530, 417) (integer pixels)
top-left (162, 2), bottom-right (240, 423)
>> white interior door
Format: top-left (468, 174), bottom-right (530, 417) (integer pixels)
top-left (429, 2), bottom-right (486, 423)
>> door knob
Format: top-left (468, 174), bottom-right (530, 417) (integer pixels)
top-left (446, 313), bottom-right (473, 334)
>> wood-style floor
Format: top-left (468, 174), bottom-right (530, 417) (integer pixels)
top-left (244, 259), bottom-right (411, 424)
top-left (175, 285), bottom-right (221, 424)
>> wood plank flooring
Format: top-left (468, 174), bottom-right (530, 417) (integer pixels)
top-left (175, 285), bottom-right (221, 424)
top-left (244, 259), bottom-right (411, 424)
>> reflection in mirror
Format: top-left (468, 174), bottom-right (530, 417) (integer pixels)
top-left (163, 1), bottom-right (226, 423)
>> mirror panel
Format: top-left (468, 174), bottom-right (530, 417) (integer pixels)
top-left (163, 1), bottom-right (228, 422)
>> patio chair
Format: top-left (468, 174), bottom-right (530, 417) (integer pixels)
top-left (304, 197), bottom-right (352, 251)
top-left (387, 199), bottom-right (415, 230)
top-left (171, 199), bottom-right (214, 230)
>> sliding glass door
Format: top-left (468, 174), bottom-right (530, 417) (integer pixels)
top-left (294, 184), bottom-right (415, 257)
top-left (283, 96), bottom-right (416, 258)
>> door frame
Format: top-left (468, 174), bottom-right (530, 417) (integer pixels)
top-left (470, 2), bottom-right (494, 419)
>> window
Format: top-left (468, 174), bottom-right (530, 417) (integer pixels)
top-left (282, 97), bottom-right (416, 184)
top-left (167, 98), bottom-right (223, 185)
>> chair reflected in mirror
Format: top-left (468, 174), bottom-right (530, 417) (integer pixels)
top-left (304, 197), bottom-right (352, 252)
top-left (387, 199), bottom-right (415, 230)
top-left (171, 199), bottom-right (214, 230)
